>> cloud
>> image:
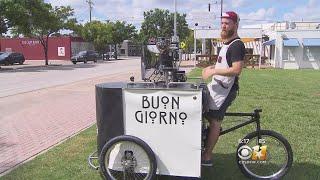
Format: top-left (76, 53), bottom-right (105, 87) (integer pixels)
top-left (46, 0), bottom-right (90, 22)
top-left (231, 0), bottom-right (247, 8)
top-left (45, 0), bottom-right (318, 29)
top-left (239, 8), bottom-right (276, 25)
top-left (283, 0), bottom-right (320, 21)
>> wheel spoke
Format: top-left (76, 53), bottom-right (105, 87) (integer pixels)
top-left (100, 136), bottom-right (156, 180)
top-left (237, 130), bottom-right (292, 179)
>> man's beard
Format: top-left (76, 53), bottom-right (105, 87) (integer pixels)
top-left (220, 29), bottom-right (235, 40)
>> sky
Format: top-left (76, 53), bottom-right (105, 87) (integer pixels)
top-left (45, 0), bottom-right (320, 29)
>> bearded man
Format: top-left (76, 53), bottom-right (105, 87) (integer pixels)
top-left (201, 11), bottom-right (245, 167)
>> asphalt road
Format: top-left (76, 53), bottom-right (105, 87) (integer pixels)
top-left (0, 58), bottom-right (141, 98)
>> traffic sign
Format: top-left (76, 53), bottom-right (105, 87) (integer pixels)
top-left (180, 42), bottom-right (186, 49)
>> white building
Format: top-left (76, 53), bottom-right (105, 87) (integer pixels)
top-left (195, 21), bottom-right (320, 69)
top-left (260, 22), bottom-right (320, 69)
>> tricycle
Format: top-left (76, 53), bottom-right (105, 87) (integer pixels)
top-left (88, 37), bottom-right (293, 180)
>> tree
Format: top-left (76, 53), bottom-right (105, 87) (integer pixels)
top-left (75, 20), bottom-right (136, 59)
top-left (182, 29), bottom-right (201, 60)
top-left (0, 2), bottom-right (8, 35)
top-left (140, 9), bottom-right (189, 43)
top-left (110, 21), bottom-right (136, 59)
top-left (80, 21), bottom-right (113, 55)
top-left (3, 0), bottom-right (76, 65)
top-left (131, 31), bottom-right (145, 45)
top-left (0, 18), bottom-right (8, 35)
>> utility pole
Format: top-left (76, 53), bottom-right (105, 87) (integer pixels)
top-left (221, 0), bottom-right (223, 17)
top-left (194, 23), bottom-right (198, 66)
top-left (208, 3), bottom-right (212, 61)
top-left (173, 0), bottom-right (178, 42)
top-left (86, 0), bottom-right (94, 22)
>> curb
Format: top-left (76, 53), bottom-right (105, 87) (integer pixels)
top-left (0, 64), bottom-right (64, 71)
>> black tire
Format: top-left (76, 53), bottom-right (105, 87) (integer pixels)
top-left (19, 61), bottom-right (23, 65)
top-left (99, 135), bottom-right (157, 180)
top-left (72, 61), bottom-right (77, 64)
top-left (84, 58), bottom-right (87, 63)
top-left (236, 130), bottom-right (293, 180)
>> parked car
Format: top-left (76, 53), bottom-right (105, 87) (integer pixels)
top-left (93, 52), bottom-right (100, 59)
top-left (103, 51), bottom-right (115, 60)
top-left (71, 50), bottom-right (98, 64)
top-left (0, 52), bottom-right (25, 65)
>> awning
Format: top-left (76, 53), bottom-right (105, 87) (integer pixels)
top-left (215, 38), bottom-right (257, 43)
top-left (241, 38), bottom-right (258, 43)
top-left (283, 38), bottom-right (300, 47)
top-left (303, 38), bottom-right (320, 47)
top-left (263, 39), bottom-right (275, 46)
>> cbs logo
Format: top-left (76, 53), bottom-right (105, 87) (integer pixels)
top-left (238, 145), bottom-right (267, 161)
top-left (237, 145), bottom-right (253, 160)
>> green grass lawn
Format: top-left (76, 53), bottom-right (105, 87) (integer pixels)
top-left (2, 69), bottom-right (320, 180)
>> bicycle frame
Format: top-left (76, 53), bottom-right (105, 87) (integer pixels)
top-left (220, 108), bottom-right (262, 141)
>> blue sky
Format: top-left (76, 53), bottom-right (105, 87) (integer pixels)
top-left (46, 0), bottom-right (320, 29)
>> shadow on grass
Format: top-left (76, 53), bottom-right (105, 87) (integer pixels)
top-left (283, 163), bottom-right (320, 180)
top-left (157, 153), bottom-right (246, 180)
top-left (156, 153), bottom-right (320, 180)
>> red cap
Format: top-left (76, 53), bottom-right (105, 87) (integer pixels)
top-left (221, 11), bottom-right (240, 23)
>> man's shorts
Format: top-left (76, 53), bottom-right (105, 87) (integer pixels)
top-left (204, 89), bottom-right (237, 121)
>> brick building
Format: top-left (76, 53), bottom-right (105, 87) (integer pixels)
top-left (0, 36), bottom-right (93, 60)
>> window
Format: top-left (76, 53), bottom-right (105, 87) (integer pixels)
top-left (304, 47), bottom-right (320, 61)
top-left (78, 51), bottom-right (86, 56)
top-left (282, 47), bottom-right (295, 61)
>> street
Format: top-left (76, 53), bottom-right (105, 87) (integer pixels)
top-left (0, 58), bottom-right (141, 174)
top-left (0, 58), bottom-right (140, 98)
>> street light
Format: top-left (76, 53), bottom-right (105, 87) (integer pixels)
top-left (194, 23), bottom-right (198, 67)
top-left (86, 0), bottom-right (94, 22)
top-left (173, 0), bottom-right (179, 42)
top-left (174, 0), bottom-right (177, 37)
top-left (221, 0), bottom-right (223, 17)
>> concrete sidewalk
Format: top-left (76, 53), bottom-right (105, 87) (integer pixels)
top-left (0, 70), bottom-right (141, 176)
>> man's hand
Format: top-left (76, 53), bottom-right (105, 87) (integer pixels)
top-left (202, 61), bottom-right (243, 80)
top-left (202, 66), bottom-right (216, 80)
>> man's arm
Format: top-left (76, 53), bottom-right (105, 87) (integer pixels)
top-left (202, 61), bottom-right (243, 80)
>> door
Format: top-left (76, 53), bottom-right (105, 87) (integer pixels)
top-left (88, 51), bottom-right (94, 60)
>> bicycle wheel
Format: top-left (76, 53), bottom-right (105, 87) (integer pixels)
top-left (99, 135), bottom-right (157, 180)
top-left (236, 130), bottom-right (293, 179)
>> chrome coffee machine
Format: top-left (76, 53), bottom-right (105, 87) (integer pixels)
top-left (140, 37), bottom-right (187, 86)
